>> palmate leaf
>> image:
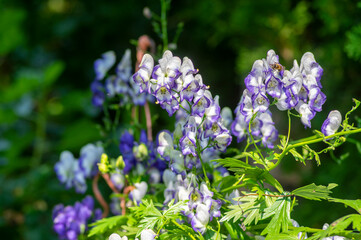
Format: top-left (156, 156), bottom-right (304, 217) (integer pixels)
top-left (88, 215), bottom-right (128, 237)
top-left (220, 194), bottom-right (269, 226)
top-left (307, 214), bottom-right (361, 240)
top-left (159, 225), bottom-right (197, 240)
top-left (329, 198), bottom-right (361, 214)
top-left (261, 196), bottom-right (292, 236)
top-left (214, 158), bottom-right (283, 193)
top-left (132, 199), bottom-right (187, 237)
top-left (292, 183), bottom-right (337, 201)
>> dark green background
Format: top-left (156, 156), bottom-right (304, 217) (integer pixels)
top-left (1, 0), bottom-right (361, 239)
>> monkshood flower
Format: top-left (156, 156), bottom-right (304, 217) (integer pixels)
top-left (92, 50), bottom-right (150, 108)
top-left (162, 172), bottom-right (221, 234)
top-left (321, 223), bottom-right (345, 240)
top-left (321, 110), bottom-right (342, 136)
top-left (129, 181), bottom-right (148, 205)
top-left (110, 170), bottom-right (125, 191)
top-left (231, 50), bottom-right (325, 147)
top-left (79, 143), bottom-right (104, 178)
top-left (55, 143), bottom-right (103, 193)
top-left (140, 229), bottom-right (157, 240)
top-left (131, 52), bottom-right (232, 178)
top-left (109, 233), bottom-right (128, 240)
top-left (119, 130), bottom-right (166, 176)
top-left (52, 196), bottom-right (102, 240)
top-left (291, 219), bottom-right (308, 239)
top-left (94, 51), bottom-right (116, 81)
top-left (55, 151), bottom-right (77, 189)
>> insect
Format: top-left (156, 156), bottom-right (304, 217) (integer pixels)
top-left (270, 63), bottom-right (284, 72)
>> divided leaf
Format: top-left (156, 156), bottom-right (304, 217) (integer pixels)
top-left (292, 183), bottom-right (337, 201)
top-left (88, 215), bottom-right (128, 237)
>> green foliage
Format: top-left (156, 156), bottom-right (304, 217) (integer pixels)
top-left (329, 198), bottom-right (361, 214)
top-left (345, 25), bottom-right (361, 62)
top-left (130, 199), bottom-right (187, 237)
top-left (292, 183), bottom-right (337, 201)
top-left (261, 196), bottom-right (292, 236)
top-left (88, 215), bottom-right (128, 237)
top-left (0, 6), bottom-right (25, 55)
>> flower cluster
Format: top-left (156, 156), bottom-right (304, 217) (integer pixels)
top-left (107, 130), bottom-right (166, 212)
top-left (133, 50), bottom-right (232, 174)
top-left (119, 130), bottom-right (166, 177)
top-left (162, 170), bottom-right (221, 234)
top-left (232, 50), bottom-right (325, 148)
top-left (52, 196), bottom-right (102, 240)
top-left (91, 50), bottom-right (152, 107)
top-left (54, 143), bottom-right (103, 193)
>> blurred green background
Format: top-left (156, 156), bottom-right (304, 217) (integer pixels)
top-left (1, 0), bottom-right (361, 239)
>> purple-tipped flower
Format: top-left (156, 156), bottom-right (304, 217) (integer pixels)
top-left (116, 49), bottom-right (132, 82)
top-left (245, 60), bottom-right (265, 94)
top-left (296, 102), bottom-right (316, 128)
top-left (133, 54), bottom-right (154, 93)
top-left (79, 143), bottom-right (103, 178)
top-left (129, 181), bottom-right (148, 205)
top-left (308, 86), bottom-right (326, 112)
top-left (252, 89), bottom-right (270, 113)
top-left (300, 52), bottom-right (323, 87)
top-left (140, 229), bottom-right (157, 240)
top-left (94, 51), bottom-right (116, 81)
top-left (190, 203), bottom-right (210, 234)
top-left (55, 151), bottom-right (77, 189)
top-left (321, 110), bottom-right (342, 136)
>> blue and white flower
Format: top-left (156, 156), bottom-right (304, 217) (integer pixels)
top-left (94, 51), bottom-right (116, 81)
top-left (321, 110), bottom-right (342, 136)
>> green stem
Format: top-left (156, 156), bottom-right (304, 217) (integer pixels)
top-left (198, 149), bottom-right (210, 186)
top-left (156, 218), bottom-right (168, 237)
top-left (248, 113), bottom-right (266, 166)
top-left (160, 0), bottom-right (168, 51)
top-left (270, 128), bottom-right (361, 171)
top-left (284, 110), bottom-right (292, 150)
top-left (171, 220), bottom-right (196, 240)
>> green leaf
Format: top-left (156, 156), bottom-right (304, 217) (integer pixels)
top-left (213, 175), bottom-right (237, 193)
top-left (329, 198), bottom-right (361, 214)
top-left (88, 215), bottom-right (127, 237)
top-left (345, 25), bottom-right (361, 62)
top-left (221, 194), bottom-right (268, 226)
top-left (44, 61), bottom-right (65, 86)
top-left (261, 171), bottom-right (283, 193)
top-left (289, 148), bottom-right (304, 164)
top-left (292, 183), bottom-right (337, 201)
top-left (307, 214), bottom-right (361, 239)
top-left (261, 196), bottom-right (292, 235)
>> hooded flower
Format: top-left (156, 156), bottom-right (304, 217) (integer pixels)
top-left (321, 110), bottom-right (342, 136)
top-left (94, 51), bottom-right (116, 81)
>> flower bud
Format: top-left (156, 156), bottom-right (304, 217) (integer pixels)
top-left (115, 155), bottom-right (125, 169)
top-left (133, 143), bottom-right (148, 161)
top-left (98, 153), bottom-right (109, 173)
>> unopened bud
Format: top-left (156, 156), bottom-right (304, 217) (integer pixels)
top-left (116, 155), bottom-right (125, 169)
top-left (133, 143), bottom-right (148, 161)
top-left (98, 153), bottom-right (109, 173)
